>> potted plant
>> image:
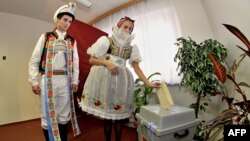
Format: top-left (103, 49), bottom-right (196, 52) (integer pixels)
top-left (199, 24), bottom-right (250, 141)
top-left (133, 72), bottom-right (161, 120)
top-left (125, 72), bottom-right (161, 128)
top-left (174, 37), bottom-right (228, 119)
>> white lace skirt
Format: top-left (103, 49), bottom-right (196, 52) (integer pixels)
top-left (80, 55), bottom-right (134, 120)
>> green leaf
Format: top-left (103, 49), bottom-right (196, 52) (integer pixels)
top-left (144, 87), bottom-right (153, 94)
top-left (134, 88), bottom-right (141, 95)
top-left (147, 72), bottom-right (161, 80)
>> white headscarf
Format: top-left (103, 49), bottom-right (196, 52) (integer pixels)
top-left (111, 26), bottom-right (134, 47)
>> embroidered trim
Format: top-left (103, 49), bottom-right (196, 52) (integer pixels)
top-left (108, 37), bottom-right (132, 59)
top-left (66, 40), bottom-right (81, 137)
top-left (45, 36), bottom-right (60, 141)
top-left (44, 36), bottom-right (80, 141)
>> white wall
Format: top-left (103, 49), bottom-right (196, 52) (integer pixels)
top-left (174, 0), bottom-right (214, 42)
top-left (0, 12), bottom-right (53, 125)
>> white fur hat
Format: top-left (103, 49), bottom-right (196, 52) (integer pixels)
top-left (53, 2), bottom-right (76, 23)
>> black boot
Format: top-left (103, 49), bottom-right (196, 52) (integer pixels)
top-left (43, 129), bottom-right (49, 141)
top-left (58, 124), bottom-right (68, 141)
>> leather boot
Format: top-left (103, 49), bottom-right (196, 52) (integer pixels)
top-left (58, 124), bottom-right (68, 141)
top-left (43, 129), bottom-right (49, 141)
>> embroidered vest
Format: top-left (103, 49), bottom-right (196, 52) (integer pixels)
top-left (108, 37), bottom-right (132, 59)
top-left (39, 31), bottom-right (75, 73)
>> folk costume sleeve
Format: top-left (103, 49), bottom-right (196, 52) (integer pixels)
top-left (73, 41), bottom-right (80, 85)
top-left (129, 44), bottom-right (142, 65)
top-left (87, 36), bottom-right (110, 58)
top-left (28, 34), bottom-right (45, 86)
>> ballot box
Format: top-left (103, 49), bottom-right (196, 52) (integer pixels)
top-left (136, 104), bottom-right (200, 141)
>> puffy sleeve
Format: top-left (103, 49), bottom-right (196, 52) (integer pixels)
top-left (87, 36), bottom-right (110, 58)
top-left (129, 44), bottom-right (142, 65)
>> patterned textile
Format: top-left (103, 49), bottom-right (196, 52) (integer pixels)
top-left (44, 36), bottom-right (80, 141)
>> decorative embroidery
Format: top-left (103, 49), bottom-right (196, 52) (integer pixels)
top-left (94, 100), bottom-right (101, 106)
top-left (110, 43), bottom-right (120, 56)
top-left (115, 59), bottom-right (123, 65)
top-left (122, 48), bottom-right (132, 59)
top-left (109, 37), bottom-right (132, 59)
top-left (66, 40), bottom-right (81, 137)
top-left (39, 31), bottom-right (75, 73)
top-left (44, 36), bottom-right (80, 141)
top-left (83, 94), bottom-right (131, 113)
top-left (114, 105), bottom-right (121, 110)
top-left (45, 36), bottom-right (60, 141)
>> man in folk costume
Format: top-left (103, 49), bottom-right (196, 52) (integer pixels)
top-left (28, 2), bottom-right (81, 141)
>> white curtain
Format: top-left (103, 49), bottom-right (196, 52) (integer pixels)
top-left (93, 0), bottom-right (182, 84)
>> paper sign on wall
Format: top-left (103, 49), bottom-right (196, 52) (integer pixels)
top-left (157, 82), bottom-right (174, 109)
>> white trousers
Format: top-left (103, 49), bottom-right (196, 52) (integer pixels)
top-left (40, 75), bottom-right (70, 129)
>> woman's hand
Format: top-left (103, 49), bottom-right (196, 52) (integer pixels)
top-left (104, 59), bottom-right (119, 75)
top-left (148, 82), bottom-right (161, 88)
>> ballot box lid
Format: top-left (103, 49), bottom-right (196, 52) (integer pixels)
top-left (136, 104), bottom-right (200, 136)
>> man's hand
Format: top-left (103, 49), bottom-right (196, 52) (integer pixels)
top-left (72, 84), bottom-right (78, 93)
top-left (32, 85), bottom-right (41, 95)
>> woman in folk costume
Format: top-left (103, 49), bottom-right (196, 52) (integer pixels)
top-left (28, 2), bottom-right (80, 141)
top-left (80, 16), bottom-right (161, 141)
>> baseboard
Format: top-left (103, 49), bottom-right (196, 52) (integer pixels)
top-left (0, 118), bottom-right (40, 127)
